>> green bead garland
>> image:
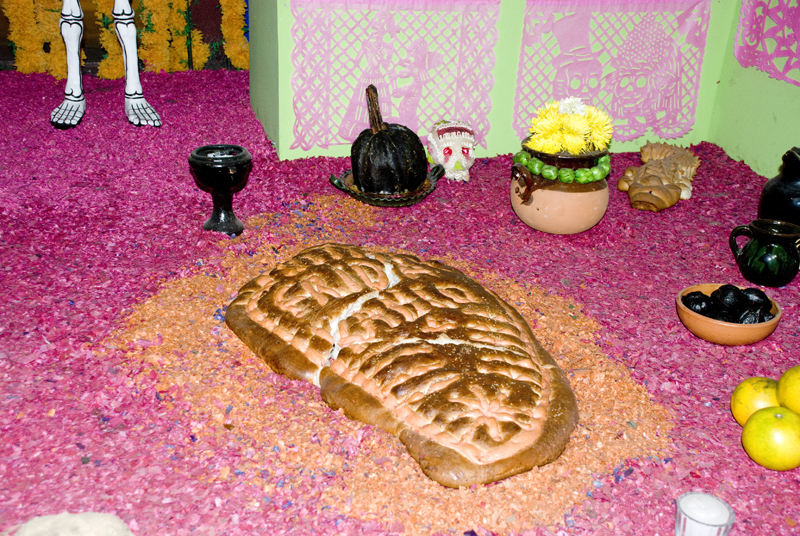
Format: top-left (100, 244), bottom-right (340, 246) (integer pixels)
top-left (512, 151), bottom-right (610, 184)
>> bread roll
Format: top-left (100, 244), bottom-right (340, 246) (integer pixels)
top-left (619, 142), bottom-right (700, 211)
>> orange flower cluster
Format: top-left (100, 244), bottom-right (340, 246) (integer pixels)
top-left (138, 0), bottom-right (209, 75)
top-left (94, 0), bottom-right (124, 79)
top-left (219, 0), bottom-right (248, 70)
top-left (3, 0), bottom-right (220, 80)
top-left (2, 0), bottom-right (71, 79)
top-left (95, 0), bottom-right (208, 79)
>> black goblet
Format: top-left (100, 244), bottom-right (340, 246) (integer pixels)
top-left (189, 144), bottom-right (252, 236)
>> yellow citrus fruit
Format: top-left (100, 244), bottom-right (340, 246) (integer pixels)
top-left (777, 365), bottom-right (800, 414)
top-left (741, 406), bottom-right (800, 471)
top-left (730, 377), bottom-right (780, 426)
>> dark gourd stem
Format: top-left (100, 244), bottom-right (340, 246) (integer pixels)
top-left (366, 84), bottom-right (387, 134)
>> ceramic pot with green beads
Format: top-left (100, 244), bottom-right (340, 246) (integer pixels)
top-left (510, 141), bottom-right (610, 235)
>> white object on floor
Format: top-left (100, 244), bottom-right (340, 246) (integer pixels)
top-left (675, 492), bottom-right (735, 536)
top-left (13, 512), bottom-right (133, 536)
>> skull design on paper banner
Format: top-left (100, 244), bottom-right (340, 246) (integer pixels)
top-left (427, 120), bottom-right (476, 182)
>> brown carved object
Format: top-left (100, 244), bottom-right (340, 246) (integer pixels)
top-left (225, 244), bottom-right (578, 488)
top-left (618, 142), bottom-right (700, 212)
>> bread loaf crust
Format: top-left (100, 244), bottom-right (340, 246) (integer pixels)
top-left (226, 244), bottom-right (578, 487)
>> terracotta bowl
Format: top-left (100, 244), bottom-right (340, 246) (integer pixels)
top-left (676, 284), bottom-right (782, 346)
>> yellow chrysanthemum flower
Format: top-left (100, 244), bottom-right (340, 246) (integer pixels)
top-left (561, 114), bottom-right (590, 136)
top-left (524, 135), bottom-right (544, 152)
top-left (530, 115), bottom-right (562, 138)
top-left (585, 106), bottom-right (614, 151)
top-left (561, 134), bottom-right (585, 155)
top-left (530, 103), bottom-right (560, 131)
top-left (559, 114), bottom-right (590, 154)
top-left (526, 134), bottom-right (562, 155)
top-left (538, 101), bottom-right (561, 119)
top-left (526, 98), bottom-right (613, 155)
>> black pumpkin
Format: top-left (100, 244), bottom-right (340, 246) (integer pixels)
top-left (351, 85), bottom-right (428, 195)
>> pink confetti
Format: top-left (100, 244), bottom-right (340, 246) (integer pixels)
top-left (0, 69), bottom-right (798, 536)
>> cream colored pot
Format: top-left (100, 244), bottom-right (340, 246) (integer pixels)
top-left (510, 166), bottom-right (609, 235)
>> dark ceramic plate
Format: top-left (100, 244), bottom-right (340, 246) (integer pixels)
top-left (329, 165), bottom-right (444, 207)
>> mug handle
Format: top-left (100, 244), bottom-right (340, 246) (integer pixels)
top-left (512, 164), bottom-right (535, 203)
top-left (729, 225), bottom-right (753, 259)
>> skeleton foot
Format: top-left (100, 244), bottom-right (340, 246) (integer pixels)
top-left (125, 92), bottom-right (161, 127)
top-left (50, 93), bottom-right (86, 129)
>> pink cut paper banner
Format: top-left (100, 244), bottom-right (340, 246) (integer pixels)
top-left (290, 0), bottom-right (500, 7)
top-left (289, 0), bottom-right (711, 153)
top-left (734, 0), bottom-right (800, 87)
top-left (514, 0), bottom-right (712, 143)
top-left (290, 0), bottom-right (500, 151)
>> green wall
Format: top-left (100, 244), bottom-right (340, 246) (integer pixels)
top-left (248, 0), bottom-right (282, 147)
top-left (250, 0), bottom-right (800, 177)
top-left (708, 4), bottom-right (800, 178)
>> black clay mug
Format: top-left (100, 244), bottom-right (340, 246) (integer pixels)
top-left (729, 219), bottom-right (800, 287)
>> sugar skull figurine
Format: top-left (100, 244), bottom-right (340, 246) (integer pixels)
top-left (427, 120), bottom-right (475, 182)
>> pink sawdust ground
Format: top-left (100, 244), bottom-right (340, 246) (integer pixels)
top-left (0, 69), bottom-right (798, 535)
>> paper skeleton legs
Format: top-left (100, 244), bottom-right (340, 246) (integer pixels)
top-left (50, 0), bottom-right (161, 128)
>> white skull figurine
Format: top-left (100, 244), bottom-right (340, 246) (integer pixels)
top-left (427, 120), bottom-right (476, 182)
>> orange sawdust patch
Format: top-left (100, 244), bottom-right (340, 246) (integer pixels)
top-left (99, 196), bottom-right (672, 534)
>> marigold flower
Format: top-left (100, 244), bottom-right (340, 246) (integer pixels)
top-left (220, 0), bottom-right (249, 69)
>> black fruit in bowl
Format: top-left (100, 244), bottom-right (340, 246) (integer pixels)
top-left (706, 306), bottom-right (737, 323)
top-left (710, 284), bottom-right (746, 310)
top-left (741, 287), bottom-right (772, 309)
top-left (738, 308), bottom-right (773, 324)
top-left (682, 291), bottom-right (714, 316)
top-left (681, 285), bottom-right (775, 324)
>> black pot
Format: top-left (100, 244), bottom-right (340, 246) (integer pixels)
top-left (758, 147), bottom-right (800, 227)
top-left (189, 145), bottom-right (252, 236)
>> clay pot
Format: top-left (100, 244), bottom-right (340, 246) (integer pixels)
top-left (510, 146), bottom-right (609, 234)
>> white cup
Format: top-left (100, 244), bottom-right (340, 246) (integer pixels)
top-left (675, 492), bottom-right (735, 536)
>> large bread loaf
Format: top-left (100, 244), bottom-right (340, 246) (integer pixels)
top-left (225, 243), bottom-right (578, 487)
